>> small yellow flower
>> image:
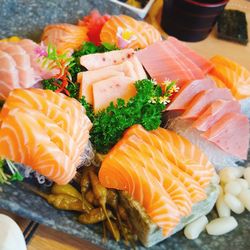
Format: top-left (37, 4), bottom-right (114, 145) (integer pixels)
top-left (159, 96), bottom-right (170, 105)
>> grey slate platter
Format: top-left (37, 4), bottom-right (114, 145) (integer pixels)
top-left (0, 0), bottom-right (250, 249)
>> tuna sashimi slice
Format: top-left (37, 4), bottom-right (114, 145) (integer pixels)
top-left (193, 100), bottom-right (241, 132)
top-left (92, 76), bottom-right (136, 112)
top-left (181, 88), bottom-right (234, 119)
top-left (80, 48), bottom-right (135, 70)
top-left (136, 40), bottom-right (205, 87)
top-left (167, 78), bottom-right (215, 111)
top-left (202, 112), bottom-right (250, 159)
top-left (99, 151), bottom-right (180, 236)
top-left (167, 36), bottom-right (214, 74)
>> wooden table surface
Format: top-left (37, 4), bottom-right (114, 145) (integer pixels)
top-left (2, 0), bottom-right (250, 250)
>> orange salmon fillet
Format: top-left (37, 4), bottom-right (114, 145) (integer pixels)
top-left (100, 15), bottom-right (162, 49)
top-left (209, 55), bottom-right (250, 99)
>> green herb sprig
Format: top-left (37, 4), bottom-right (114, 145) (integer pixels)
top-left (0, 159), bottom-right (23, 184)
top-left (89, 79), bottom-right (175, 154)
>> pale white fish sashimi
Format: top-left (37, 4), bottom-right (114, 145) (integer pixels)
top-left (92, 76), bottom-right (136, 112)
top-left (80, 48), bottom-right (135, 70)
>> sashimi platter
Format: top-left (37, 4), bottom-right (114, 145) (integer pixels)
top-left (0, 2), bottom-right (250, 250)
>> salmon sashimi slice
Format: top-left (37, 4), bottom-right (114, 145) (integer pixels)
top-left (80, 49), bottom-right (135, 70)
top-left (99, 151), bottom-right (180, 236)
top-left (122, 134), bottom-right (206, 203)
top-left (210, 55), bottom-right (250, 99)
top-left (0, 109), bottom-right (75, 184)
top-left (202, 112), bottom-right (250, 159)
top-left (124, 125), bottom-right (214, 188)
top-left (100, 15), bottom-right (162, 49)
top-left (193, 100), bottom-right (241, 132)
top-left (181, 88), bottom-right (234, 119)
top-left (92, 76), bottom-right (136, 112)
top-left (167, 36), bottom-right (214, 74)
top-left (115, 138), bottom-right (193, 216)
top-left (166, 78), bottom-right (215, 111)
top-left (1, 89), bottom-right (91, 155)
top-left (42, 23), bottom-right (89, 53)
top-left (152, 127), bottom-right (213, 170)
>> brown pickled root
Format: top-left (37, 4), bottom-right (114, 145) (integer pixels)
top-left (80, 165), bottom-right (94, 193)
top-left (85, 190), bottom-right (99, 206)
top-left (105, 219), bottom-right (120, 242)
top-left (78, 208), bottom-right (112, 224)
top-left (102, 221), bottom-right (107, 244)
top-left (107, 190), bottom-right (118, 209)
top-left (116, 210), bottom-right (129, 246)
top-left (118, 205), bottom-right (128, 221)
top-left (47, 194), bottom-right (83, 212)
top-left (51, 184), bottom-right (82, 200)
top-left (89, 170), bottom-right (117, 241)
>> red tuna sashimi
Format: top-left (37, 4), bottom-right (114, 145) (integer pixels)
top-left (202, 112), bottom-right (250, 159)
top-left (193, 100), bottom-right (241, 132)
top-left (80, 49), bottom-right (135, 70)
top-left (136, 41), bottom-right (204, 86)
top-left (181, 88), bottom-right (234, 119)
top-left (167, 78), bottom-right (215, 111)
top-left (167, 37), bottom-right (214, 74)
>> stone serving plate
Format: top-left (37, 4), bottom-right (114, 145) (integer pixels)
top-left (0, 1), bottom-right (249, 249)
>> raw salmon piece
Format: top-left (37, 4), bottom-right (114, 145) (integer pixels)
top-left (124, 125), bottom-right (214, 188)
top-left (115, 139), bottom-right (192, 216)
top-left (121, 133), bottom-right (206, 203)
top-left (168, 37), bottom-right (214, 74)
top-left (152, 127), bottom-right (214, 171)
top-left (193, 100), bottom-right (241, 132)
top-left (210, 55), bottom-right (250, 99)
top-left (99, 151), bottom-right (180, 236)
top-left (42, 23), bottom-right (88, 53)
top-left (167, 78), bottom-right (215, 111)
top-left (80, 48), bottom-right (135, 70)
top-left (202, 112), bottom-right (250, 160)
top-left (100, 15), bottom-right (162, 50)
top-left (0, 109), bottom-right (75, 184)
top-left (92, 76), bottom-right (136, 112)
top-left (181, 88), bottom-right (234, 119)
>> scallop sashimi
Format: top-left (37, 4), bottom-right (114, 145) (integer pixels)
top-left (100, 15), bottom-right (162, 49)
top-left (42, 23), bottom-right (89, 53)
top-left (0, 89), bottom-right (92, 184)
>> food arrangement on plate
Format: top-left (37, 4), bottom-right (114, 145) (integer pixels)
top-left (0, 9), bottom-right (250, 249)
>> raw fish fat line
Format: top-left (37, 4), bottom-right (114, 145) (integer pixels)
top-left (99, 125), bottom-right (215, 234)
top-left (0, 89), bottom-right (92, 184)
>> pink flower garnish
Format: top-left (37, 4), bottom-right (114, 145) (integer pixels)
top-left (34, 42), bottom-right (48, 57)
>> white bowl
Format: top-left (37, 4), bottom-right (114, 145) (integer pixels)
top-left (109, 0), bottom-right (155, 19)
